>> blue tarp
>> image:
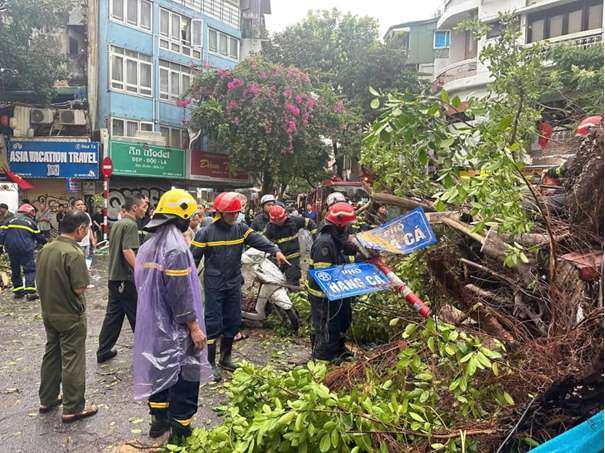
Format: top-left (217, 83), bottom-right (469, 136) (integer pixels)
top-left (530, 411), bottom-right (603, 453)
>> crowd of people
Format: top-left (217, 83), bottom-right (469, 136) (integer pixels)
top-left (2, 188), bottom-right (384, 443)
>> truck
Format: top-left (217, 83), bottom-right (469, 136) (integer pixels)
top-left (300, 178), bottom-right (370, 221)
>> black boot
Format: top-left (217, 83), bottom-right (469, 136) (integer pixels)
top-left (207, 341), bottom-right (222, 382)
top-left (170, 423), bottom-right (192, 445)
top-left (218, 336), bottom-right (238, 372)
top-left (338, 337), bottom-right (354, 360)
top-left (149, 412), bottom-right (170, 438)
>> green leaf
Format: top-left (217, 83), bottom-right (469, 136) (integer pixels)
top-left (492, 362), bottom-right (499, 376)
top-left (428, 337), bottom-right (435, 353)
top-left (440, 89), bottom-right (450, 104)
top-left (498, 115), bottom-right (512, 131)
top-left (351, 448), bottom-right (360, 453)
top-left (130, 428), bottom-right (142, 434)
top-left (371, 99), bottom-right (380, 109)
top-left (419, 148), bottom-right (428, 165)
top-left (432, 443), bottom-right (446, 451)
top-left (503, 392), bottom-right (515, 405)
top-left (440, 138), bottom-right (455, 149)
top-left (389, 318), bottom-right (400, 326)
top-left (320, 434), bottom-right (331, 452)
top-left (403, 323), bottom-right (417, 338)
top-left (369, 87), bottom-right (380, 96)
top-left (451, 95), bottom-right (461, 108)
top-left (428, 103), bottom-right (439, 116)
top-left (520, 253), bottom-right (529, 263)
top-left (331, 429), bottom-right (339, 448)
top-left (460, 352), bottom-right (474, 363)
top-left (380, 129), bottom-right (391, 142)
top-left (409, 412), bottom-right (425, 423)
top-left (524, 437), bottom-right (540, 448)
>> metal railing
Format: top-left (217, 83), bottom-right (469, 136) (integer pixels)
top-left (179, 0), bottom-right (241, 29)
top-left (431, 59), bottom-right (477, 92)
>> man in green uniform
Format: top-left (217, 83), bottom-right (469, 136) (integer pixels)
top-left (97, 194), bottom-right (147, 363)
top-left (37, 210), bottom-right (98, 423)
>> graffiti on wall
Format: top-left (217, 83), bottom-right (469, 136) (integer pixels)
top-left (108, 186), bottom-right (164, 222)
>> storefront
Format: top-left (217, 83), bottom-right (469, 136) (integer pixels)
top-left (107, 140), bottom-right (186, 220)
top-left (188, 150), bottom-right (249, 189)
top-left (7, 139), bottom-right (99, 229)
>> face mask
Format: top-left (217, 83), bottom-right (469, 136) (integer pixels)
top-left (175, 217), bottom-right (190, 233)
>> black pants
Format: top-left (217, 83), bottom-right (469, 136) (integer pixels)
top-left (204, 285), bottom-right (241, 339)
top-left (9, 251), bottom-right (36, 295)
top-left (97, 280), bottom-right (137, 359)
top-left (148, 373), bottom-right (200, 429)
top-left (280, 257), bottom-right (301, 285)
top-left (309, 295), bottom-right (352, 361)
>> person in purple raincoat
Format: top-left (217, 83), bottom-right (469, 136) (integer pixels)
top-left (133, 189), bottom-right (213, 443)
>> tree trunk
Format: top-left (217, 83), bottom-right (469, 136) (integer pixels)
top-left (262, 168), bottom-right (274, 194)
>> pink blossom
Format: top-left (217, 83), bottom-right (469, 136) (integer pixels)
top-left (175, 99), bottom-right (191, 107)
top-left (295, 95), bottom-right (303, 104)
top-left (334, 100), bottom-right (344, 113)
top-left (304, 112), bottom-right (310, 120)
top-left (247, 82), bottom-right (260, 97)
top-left (251, 64), bottom-right (256, 70)
top-left (282, 89), bottom-right (292, 99)
top-left (286, 119), bottom-right (297, 133)
top-left (181, 118), bottom-right (187, 124)
top-left (264, 118), bottom-right (272, 134)
top-left (341, 124), bottom-right (348, 131)
top-left (303, 120), bottom-right (309, 125)
top-left (286, 104), bottom-right (300, 116)
top-left (227, 78), bottom-right (244, 91)
top-left (261, 71), bottom-right (267, 79)
top-left (272, 68), bottom-right (279, 77)
top-left (226, 100), bottom-right (238, 112)
top-left (307, 98), bottom-right (315, 109)
top-left (217, 68), bottom-right (224, 76)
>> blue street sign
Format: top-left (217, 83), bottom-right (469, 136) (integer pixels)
top-left (8, 140), bottom-right (99, 179)
top-left (309, 262), bottom-right (390, 301)
top-left (356, 207), bottom-right (436, 255)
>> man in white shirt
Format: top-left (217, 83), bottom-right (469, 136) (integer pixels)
top-left (72, 199), bottom-right (96, 257)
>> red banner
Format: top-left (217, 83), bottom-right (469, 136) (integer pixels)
top-left (190, 151), bottom-right (248, 181)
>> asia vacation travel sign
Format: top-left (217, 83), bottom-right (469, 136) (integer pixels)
top-left (109, 140), bottom-right (185, 179)
top-left (356, 207), bottom-right (437, 255)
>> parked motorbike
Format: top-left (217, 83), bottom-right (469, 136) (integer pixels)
top-left (241, 248), bottom-right (300, 331)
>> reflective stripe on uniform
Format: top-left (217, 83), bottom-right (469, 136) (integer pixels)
top-left (144, 262), bottom-right (164, 271)
top-left (138, 230), bottom-right (148, 236)
top-left (25, 286), bottom-right (36, 290)
top-left (1, 224), bottom-right (41, 234)
top-left (243, 229), bottom-right (253, 240)
top-left (304, 218), bottom-right (310, 227)
top-left (305, 279), bottom-right (326, 298)
top-left (310, 229), bottom-right (317, 235)
top-left (191, 240), bottom-right (206, 248)
top-left (13, 286), bottom-right (24, 292)
top-left (348, 256), bottom-right (355, 263)
top-left (275, 233), bottom-right (299, 244)
top-left (175, 418), bottom-right (192, 426)
top-left (312, 262), bottom-right (332, 269)
top-left (149, 402), bottom-right (169, 409)
top-left (286, 251), bottom-right (301, 259)
top-left (165, 268), bottom-right (192, 277)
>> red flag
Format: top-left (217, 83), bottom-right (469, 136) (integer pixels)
top-left (538, 122), bottom-right (553, 149)
top-left (4, 169), bottom-right (35, 189)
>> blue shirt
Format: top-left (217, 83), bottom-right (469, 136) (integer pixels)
top-left (302, 210), bottom-right (317, 223)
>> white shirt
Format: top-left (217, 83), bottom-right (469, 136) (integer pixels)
top-left (78, 212), bottom-right (92, 247)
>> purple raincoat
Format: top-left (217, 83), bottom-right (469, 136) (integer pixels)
top-left (133, 224), bottom-right (213, 401)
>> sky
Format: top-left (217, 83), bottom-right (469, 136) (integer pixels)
top-left (264, 0), bottom-right (445, 39)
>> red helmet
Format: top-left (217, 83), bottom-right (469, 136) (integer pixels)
top-left (269, 205), bottom-right (287, 224)
top-left (576, 116), bottom-right (602, 136)
top-left (208, 192), bottom-right (226, 213)
top-left (324, 202), bottom-right (356, 227)
top-left (18, 204), bottom-right (35, 216)
top-left (213, 191), bottom-right (242, 213)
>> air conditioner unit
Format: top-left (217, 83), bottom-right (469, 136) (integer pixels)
top-left (30, 108), bottom-right (55, 124)
top-left (59, 109), bottom-right (87, 126)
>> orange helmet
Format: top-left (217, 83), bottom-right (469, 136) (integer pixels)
top-left (324, 202), bottom-right (356, 227)
top-left (213, 192), bottom-right (242, 213)
top-left (18, 204), bottom-right (35, 216)
top-left (269, 205), bottom-right (287, 224)
top-left (576, 116), bottom-right (602, 136)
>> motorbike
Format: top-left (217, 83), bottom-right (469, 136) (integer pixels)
top-left (241, 248), bottom-right (300, 331)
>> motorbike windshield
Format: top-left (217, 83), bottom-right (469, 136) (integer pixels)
top-left (133, 224), bottom-right (213, 401)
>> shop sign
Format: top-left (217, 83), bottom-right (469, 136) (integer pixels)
top-left (109, 140), bottom-right (185, 179)
top-left (66, 178), bottom-right (82, 193)
top-left (189, 150), bottom-right (248, 182)
top-left (8, 140), bottom-right (99, 179)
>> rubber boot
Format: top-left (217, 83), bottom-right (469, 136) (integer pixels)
top-left (149, 411), bottom-right (170, 438)
top-left (218, 336), bottom-right (238, 372)
top-left (207, 340), bottom-right (222, 382)
top-left (170, 422), bottom-right (192, 445)
top-left (338, 337), bottom-right (354, 360)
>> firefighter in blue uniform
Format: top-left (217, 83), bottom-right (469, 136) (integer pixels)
top-left (306, 202), bottom-right (360, 363)
top-left (0, 204), bottom-right (47, 300)
top-left (190, 192), bottom-right (290, 381)
top-left (263, 205), bottom-right (317, 285)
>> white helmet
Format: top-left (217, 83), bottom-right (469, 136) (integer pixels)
top-left (260, 194), bottom-right (276, 205)
top-left (326, 192), bottom-right (347, 208)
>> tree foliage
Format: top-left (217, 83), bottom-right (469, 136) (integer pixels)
top-left (0, 0), bottom-right (71, 104)
top-left (187, 57), bottom-right (348, 192)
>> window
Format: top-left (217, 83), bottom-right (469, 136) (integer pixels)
top-left (159, 8), bottom-right (203, 59)
top-left (208, 28), bottom-right (240, 62)
top-left (434, 30), bottom-right (450, 49)
top-left (160, 126), bottom-right (187, 148)
top-left (111, 117), bottom-right (153, 138)
top-left (528, 0), bottom-right (603, 43)
top-left (69, 36), bottom-right (79, 55)
top-left (110, 45), bottom-right (152, 97)
top-left (159, 60), bottom-right (192, 101)
top-left (110, 0), bottom-right (151, 31)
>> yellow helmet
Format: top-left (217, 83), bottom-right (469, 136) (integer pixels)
top-left (144, 189), bottom-right (197, 232)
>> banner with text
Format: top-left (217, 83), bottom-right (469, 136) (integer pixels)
top-left (309, 263), bottom-right (390, 301)
top-left (189, 150), bottom-right (248, 183)
top-left (8, 140), bottom-right (99, 179)
top-left (109, 140), bottom-right (185, 179)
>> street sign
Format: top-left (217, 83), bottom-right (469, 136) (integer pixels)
top-left (356, 207), bottom-right (437, 255)
top-left (102, 156), bottom-right (113, 178)
top-left (309, 262), bottom-right (390, 301)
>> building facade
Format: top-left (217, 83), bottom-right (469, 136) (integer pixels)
top-left (384, 17), bottom-right (440, 77)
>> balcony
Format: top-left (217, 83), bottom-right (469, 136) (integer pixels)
top-left (543, 29), bottom-right (603, 50)
top-left (432, 58), bottom-right (477, 93)
top-left (177, 0), bottom-right (241, 29)
top-left (436, 0), bottom-right (479, 30)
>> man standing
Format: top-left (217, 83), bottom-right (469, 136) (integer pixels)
top-left (56, 205), bottom-right (66, 234)
top-left (0, 203), bottom-right (14, 225)
top-left (191, 192), bottom-right (289, 381)
top-left (137, 194), bottom-right (151, 243)
top-left (37, 210), bottom-right (97, 423)
top-left (96, 195), bottom-right (147, 363)
top-left (36, 202), bottom-right (52, 242)
top-left (72, 199), bottom-right (96, 257)
top-left (264, 205), bottom-right (317, 285)
top-left (0, 204), bottom-right (47, 300)
top-left (134, 189), bottom-right (212, 442)
top-left (250, 194), bottom-right (276, 232)
top-left (302, 203), bottom-right (318, 224)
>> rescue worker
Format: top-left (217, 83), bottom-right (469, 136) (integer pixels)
top-left (0, 204), bottom-right (47, 300)
top-left (250, 194), bottom-right (276, 232)
top-left (191, 192), bottom-right (290, 381)
top-left (263, 205), bottom-right (317, 285)
top-left (306, 202), bottom-right (360, 363)
top-left (134, 189), bottom-right (213, 443)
